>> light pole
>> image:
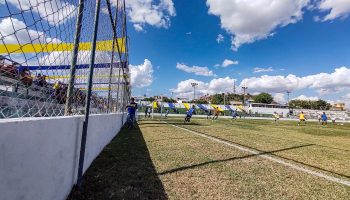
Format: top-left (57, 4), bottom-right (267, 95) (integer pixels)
top-left (242, 86), bottom-right (248, 108)
top-left (223, 93), bottom-right (226, 105)
top-left (233, 80), bottom-right (236, 94)
top-left (286, 91), bottom-right (291, 106)
top-left (191, 82), bottom-right (198, 100)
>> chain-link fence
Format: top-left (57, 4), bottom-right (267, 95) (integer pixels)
top-left (0, 0), bottom-right (130, 119)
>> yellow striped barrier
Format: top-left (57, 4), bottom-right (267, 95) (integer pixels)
top-left (0, 38), bottom-right (126, 54)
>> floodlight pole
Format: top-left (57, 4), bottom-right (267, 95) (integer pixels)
top-left (76, 0), bottom-right (101, 189)
top-left (233, 80), bottom-right (236, 94)
top-left (223, 93), bottom-right (226, 105)
top-left (191, 82), bottom-right (198, 100)
top-left (64, 0), bottom-right (85, 115)
top-left (242, 86), bottom-right (248, 109)
top-left (286, 91), bottom-right (291, 106)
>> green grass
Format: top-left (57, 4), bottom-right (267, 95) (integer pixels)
top-left (69, 117), bottom-right (350, 199)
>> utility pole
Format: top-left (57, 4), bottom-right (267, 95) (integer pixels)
top-left (191, 82), bottom-right (198, 100)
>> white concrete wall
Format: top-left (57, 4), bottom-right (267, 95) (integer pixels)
top-left (0, 113), bottom-right (126, 200)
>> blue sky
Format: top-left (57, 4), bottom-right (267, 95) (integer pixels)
top-left (126, 0), bottom-right (350, 106)
top-left (1, 0), bottom-right (350, 105)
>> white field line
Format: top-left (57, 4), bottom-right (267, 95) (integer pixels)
top-left (166, 122), bottom-right (350, 187)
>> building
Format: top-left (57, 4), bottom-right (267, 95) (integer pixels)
top-left (332, 103), bottom-right (346, 111)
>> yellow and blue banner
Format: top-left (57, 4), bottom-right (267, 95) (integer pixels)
top-left (183, 103), bottom-right (190, 110)
top-left (211, 104), bottom-right (224, 112)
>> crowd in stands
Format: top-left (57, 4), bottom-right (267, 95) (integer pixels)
top-left (0, 56), bottom-right (33, 86)
top-left (0, 56), bottom-right (108, 111)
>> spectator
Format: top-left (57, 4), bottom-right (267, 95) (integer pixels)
top-left (34, 73), bottom-right (47, 87)
top-left (19, 68), bottom-right (32, 86)
top-left (53, 81), bottom-right (61, 99)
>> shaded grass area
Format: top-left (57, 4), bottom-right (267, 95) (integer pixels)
top-left (69, 119), bottom-right (349, 199)
top-left (68, 125), bottom-right (168, 200)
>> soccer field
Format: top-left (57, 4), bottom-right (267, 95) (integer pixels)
top-left (69, 117), bottom-right (350, 199)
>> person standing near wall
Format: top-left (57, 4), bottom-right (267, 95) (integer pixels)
top-left (126, 98), bottom-right (138, 128)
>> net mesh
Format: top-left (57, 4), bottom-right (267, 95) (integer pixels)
top-left (0, 0), bottom-right (130, 119)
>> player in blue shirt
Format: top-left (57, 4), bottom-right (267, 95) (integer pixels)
top-left (231, 109), bottom-right (238, 121)
top-left (126, 98), bottom-right (138, 128)
top-left (184, 105), bottom-right (196, 123)
top-left (321, 112), bottom-right (328, 126)
top-left (165, 108), bottom-right (170, 118)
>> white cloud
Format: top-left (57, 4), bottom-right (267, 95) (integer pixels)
top-left (341, 93), bottom-right (350, 108)
top-left (293, 95), bottom-right (319, 101)
top-left (134, 24), bottom-right (144, 32)
top-left (317, 0), bottom-right (350, 21)
top-left (216, 34), bottom-right (224, 43)
top-left (176, 63), bottom-right (216, 77)
top-left (130, 59), bottom-right (154, 88)
top-left (240, 66), bottom-right (350, 94)
top-left (222, 59), bottom-right (239, 67)
top-left (253, 67), bottom-right (274, 73)
top-left (121, 0), bottom-right (176, 31)
top-left (186, 32), bottom-right (192, 35)
top-left (4, 0), bottom-right (76, 25)
top-left (38, 50), bottom-right (112, 66)
top-left (274, 93), bottom-right (286, 103)
top-left (0, 17), bottom-right (61, 45)
top-left (206, 0), bottom-right (310, 50)
top-left (171, 77), bottom-right (236, 98)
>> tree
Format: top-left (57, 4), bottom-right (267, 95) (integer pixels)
top-left (162, 97), bottom-right (177, 103)
top-left (289, 99), bottom-right (331, 110)
top-left (253, 93), bottom-right (273, 104)
top-left (143, 97), bottom-right (155, 102)
top-left (189, 99), bottom-right (209, 104)
top-left (211, 94), bottom-right (224, 104)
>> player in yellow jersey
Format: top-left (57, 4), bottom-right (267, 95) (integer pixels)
top-left (273, 112), bottom-right (280, 124)
top-left (298, 111), bottom-right (307, 126)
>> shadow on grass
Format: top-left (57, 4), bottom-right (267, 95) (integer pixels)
top-left (170, 125), bottom-right (350, 179)
top-left (68, 125), bottom-right (167, 200)
top-left (158, 144), bottom-right (314, 175)
top-left (138, 121), bottom-right (209, 126)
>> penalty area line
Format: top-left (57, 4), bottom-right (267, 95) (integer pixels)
top-left (165, 122), bottom-right (350, 187)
